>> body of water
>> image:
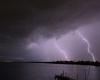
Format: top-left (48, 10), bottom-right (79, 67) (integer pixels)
top-left (0, 63), bottom-right (99, 80)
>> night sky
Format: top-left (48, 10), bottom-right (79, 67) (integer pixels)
top-left (0, 0), bottom-right (100, 61)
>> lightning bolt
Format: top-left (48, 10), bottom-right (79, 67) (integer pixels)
top-left (76, 31), bottom-right (96, 62)
top-left (54, 39), bottom-right (69, 61)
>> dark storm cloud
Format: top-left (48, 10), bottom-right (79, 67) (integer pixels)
top-left (1, 0), bottom-right (100, 40)
top-left (0, 0), bottom-right (100, 60)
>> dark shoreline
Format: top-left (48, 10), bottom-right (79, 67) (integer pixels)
top-left (0, 61), bottom-right (100, 66)
top-left (46, 61), bottom-right (100, 66)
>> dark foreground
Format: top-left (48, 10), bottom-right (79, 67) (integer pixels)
top-left (0, 62), bottom-right (99, 80)
top-left (55, 72), bottom-right (75, 80)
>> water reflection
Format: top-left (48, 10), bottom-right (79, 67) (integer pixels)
top-left (0, 63), bottom-right (99, 80)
